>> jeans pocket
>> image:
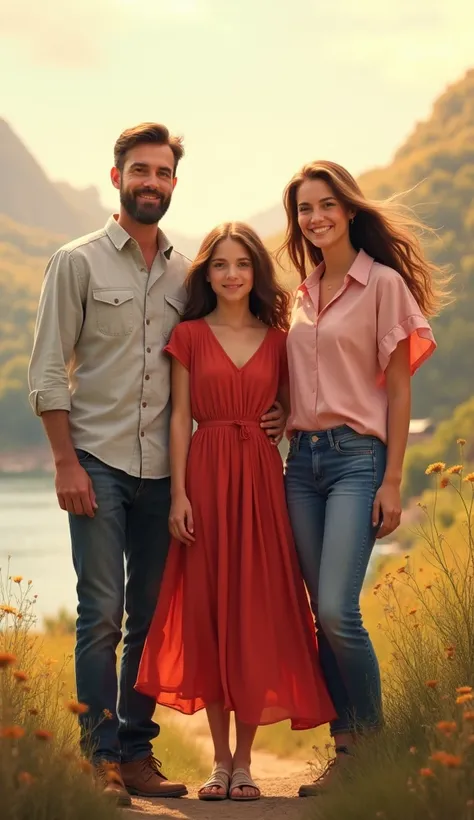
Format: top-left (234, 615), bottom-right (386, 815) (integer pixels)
top-left (335, 435), bottom-right (374, 456)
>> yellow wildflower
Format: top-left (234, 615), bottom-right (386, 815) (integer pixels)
top-left (13, 671), bottom-right (28, 683)
top-left (447, 465), bottom-right (463, 475)
top-left (464, 473), bottom-right (474, 483)
top-left (431, 751), bottom-right (462, 768)
top-left (0, 605), bottom-right (17, 615)
top-left (12, 576), bottom-right (23, 583)
top-left (419, 767), bottom-right (435, 777)
top-left (425, 462), bottom-right (445, 475)
top-left (0, 725), bottom-right (25, 739)
top-left (65, 700), bottom-right (89, 716)
top-left (34, 729), bottom-right (53, 741)
top-left (436, 721), bottom-right (457, 736)
top-left (17, 771), bottom-right (35, 786)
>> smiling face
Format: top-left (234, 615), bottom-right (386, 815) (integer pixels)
top-left (207, 238), bottom-right (254, 305)
top-left (111, 142), bottom-right (177, 225)
top-left (296, 177), bottom-right (354, 252)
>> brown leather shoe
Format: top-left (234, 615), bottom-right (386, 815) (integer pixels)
top-left (299, 752), bottom-right (353, 797)
top-left (121, 755), bottom-right (188, 798)
top-left (94, 761), bottom-right (132, 806)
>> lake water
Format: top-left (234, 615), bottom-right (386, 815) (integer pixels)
top-left (0, 473), bottom-right (389, 627)
top-left (0, 475), bottom-right (76, 622)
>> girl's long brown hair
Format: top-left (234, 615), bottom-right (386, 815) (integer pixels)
top-left (278, 160), bottom-right (451, 317)
top-left (182, 222), bottom-right (290, 330)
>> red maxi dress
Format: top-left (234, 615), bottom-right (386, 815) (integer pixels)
top-left (136, 319), bottom-right (335, 729)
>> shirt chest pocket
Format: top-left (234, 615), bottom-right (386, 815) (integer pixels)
top-left (92, 288), bottom-right (134, 337)
top-left (162, 294), bottom-right (185, 342)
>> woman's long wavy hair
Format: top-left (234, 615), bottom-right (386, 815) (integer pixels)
top-left (182, 222), bottom-right (290, 330)
top-left (278, 160), bottom-right (451, 317)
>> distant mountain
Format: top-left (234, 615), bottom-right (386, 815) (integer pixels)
top-left (0, 119), bottom-right (98, 236)
top-left (54, 181), bottom-right (109, 231)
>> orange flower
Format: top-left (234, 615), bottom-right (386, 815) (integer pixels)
top-left (463, 711), bottom-right (474, 722)
top-left (457, 438), bottom-right (466, 446)
top-left (12, 576), bottom-right (23, 583)
top-left (431, 751), bottom-right (462, 768)
top-left (457, 694), bottom-right (474, 705)
top-left (436, 721), bottom-right (457, 736)
top-left (373, 584), bottom-right (382, 591)
top-left (34, 729), bottom-right (53, 741)
top-left (425, 584), bottom-right (433, 590)
top-left (425, 462), bottom-right (445, 475)
top-left (397, 566), bottom-right (407, 574)
top-left (28, 708), bottom-right (39, 716)
top-left (426, 680), bottom-right (439, 689)
top-left (0, 605), bottom-right (17, 615)
top-left (445, 646), bottom-right (455, 659)
top-left (17, 771), bottom-right (35, 786)
top-left (419, 767), bottom-right (435, 777)
top-left (409, 746), bottom-right (417, 754)
top-left (65, 700), bottom-right (89, 715)
top-left (464, 473), bottom-right (474, 483)
top-left (0, 652), bottom-right (16, 669)
top-left (409, 608), bottom-right (417, 616)
top-left (447, 465), bottom-right (463, 475)
top-left (440, 478), bottom-right (449, 489)
top-left (0, 725), bottom-right (25, 739)
top-left (103, 709), bottom-right (113, 720)
top-left (13, 670), bottom-right (28, 683)
top-left (456, 686), bottom-right (473, 695)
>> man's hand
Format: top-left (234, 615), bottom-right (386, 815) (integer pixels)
top-left (260, 400), bottom-right (286, 445)
top-left (55, 460), bottom-right (98, 518)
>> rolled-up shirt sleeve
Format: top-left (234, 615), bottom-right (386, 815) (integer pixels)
top-left (28, 249), bottom-right (85, 416)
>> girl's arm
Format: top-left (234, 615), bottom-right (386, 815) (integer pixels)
top-left (372, 338), bottom-right (411, 539)
top-left (168, 358), bottom-right (195, 544)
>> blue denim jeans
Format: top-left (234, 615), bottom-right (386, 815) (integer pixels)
top-left (284, 426), bottom-right (387, 736)
top-left (69, 450), bottom-right (171, 763)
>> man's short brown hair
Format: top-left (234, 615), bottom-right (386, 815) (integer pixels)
top-left (114, 123), bottom-right (184, 174)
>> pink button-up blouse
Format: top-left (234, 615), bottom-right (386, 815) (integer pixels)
top-left (286, 249), bottom-right (436, 443)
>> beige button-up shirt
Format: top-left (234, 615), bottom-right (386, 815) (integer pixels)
top-left (28, 215), bottom-right (190, 478)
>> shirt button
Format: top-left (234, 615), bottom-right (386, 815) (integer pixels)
top-left (145, 375), bottom-right (150, 381)
top-left (311, 435), bottom-right (319, 443)
top-left (140, 431), bottom-right (145, 437)
top-left (142, 401), bottom-right (147, 408)
top-left (146, 347), bottom-right (151, 353)
top-left (146, 319), bottom-right (150, 325)
top-left (114, 298), bottom-right (119, 304)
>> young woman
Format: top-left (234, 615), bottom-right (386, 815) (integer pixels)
top-left (135, 222), bottom-right (335, 801)
top-left (280, 161), bottom-right (448, 796)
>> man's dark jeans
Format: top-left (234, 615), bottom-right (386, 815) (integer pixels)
top-left (69, 450), bottom-right (170, 763)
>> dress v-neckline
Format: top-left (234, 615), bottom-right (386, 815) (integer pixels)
top-left (202, 319), bottom-right (271, 372)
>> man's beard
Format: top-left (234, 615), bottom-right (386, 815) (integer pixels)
top-left (120, 185), bottom-right (172, 225)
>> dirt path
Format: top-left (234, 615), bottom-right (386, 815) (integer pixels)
top-left (125, 711), bottom-right (316, 819)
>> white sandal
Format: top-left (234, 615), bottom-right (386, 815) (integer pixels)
top-left (198, 767), bottom-right (231, 801)
top-left (229, 768), bottom-right (261, 801)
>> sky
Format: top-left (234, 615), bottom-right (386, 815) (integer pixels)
top-left (1, 0), bottom-right (473, 238)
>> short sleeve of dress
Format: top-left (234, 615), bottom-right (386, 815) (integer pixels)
top-left (163, 322), bottom-right (191, 370)
top-left (377, 272), bottom-right (436, 376)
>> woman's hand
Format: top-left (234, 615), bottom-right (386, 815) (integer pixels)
top-left (169, 492), bottom-right (195, 545)
top-left (372, 480), bottom-right (402, 539)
